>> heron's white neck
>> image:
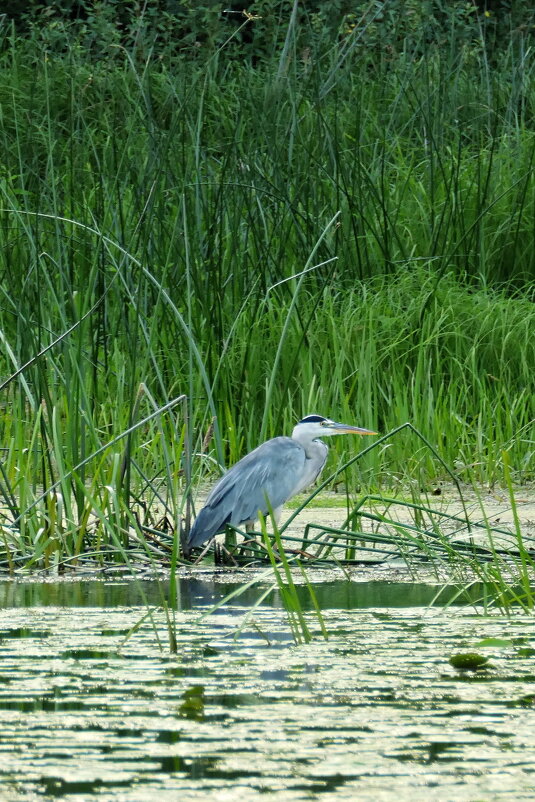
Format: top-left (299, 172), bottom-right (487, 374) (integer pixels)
top-left (291, 428), bottom-right (328, 461)
top-left (290, 429), bottom-right (329, 495)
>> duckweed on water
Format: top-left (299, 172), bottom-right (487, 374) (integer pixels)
top-left (0, 578), bottom-right (534, 801)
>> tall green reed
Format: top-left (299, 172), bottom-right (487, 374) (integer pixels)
top-left (0, 22), bottom-right (533, 568)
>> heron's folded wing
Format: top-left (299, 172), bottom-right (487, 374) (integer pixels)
top-left (187, 438), bottom-right (305, 549)
top-left (227, 438), bottom-right (306, 526)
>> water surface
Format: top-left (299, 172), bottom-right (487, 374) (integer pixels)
top-left (0, 574), bottom-right (534, 801)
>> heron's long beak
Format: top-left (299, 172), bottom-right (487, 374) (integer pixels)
top-left (330, 421), bottom-right (378, 435)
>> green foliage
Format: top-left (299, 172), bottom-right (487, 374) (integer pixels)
top-left (0, 10), bottom-right (533, 568)
top-left (2, 0), bottom-right (534, 64)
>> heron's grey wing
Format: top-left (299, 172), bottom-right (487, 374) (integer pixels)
top-left (225, 437), bottom-right (306, 526)
top-left (187, 437), bottom-right (305, 549)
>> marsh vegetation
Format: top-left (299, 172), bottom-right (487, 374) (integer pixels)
top-left (0, 2), bottom-right (533, 576)
top-left (0, 6), bottom-right (533, 799)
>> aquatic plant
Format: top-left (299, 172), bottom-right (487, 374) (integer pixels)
top-left (0, 9), bottom-right (532, 577)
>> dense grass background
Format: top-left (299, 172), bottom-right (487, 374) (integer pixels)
top-left (0, 4), bottom-right (533, 565)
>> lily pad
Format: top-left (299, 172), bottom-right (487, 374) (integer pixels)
top-left (473, 638), bottom-right (513, 648)
top-left (449, 652), bottom-right (489, 670)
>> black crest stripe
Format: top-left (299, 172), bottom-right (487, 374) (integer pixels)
top-left (298, 415), bottom-right (327, 424)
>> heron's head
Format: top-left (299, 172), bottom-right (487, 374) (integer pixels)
top-left (292, 414), bottom-right (377, 440)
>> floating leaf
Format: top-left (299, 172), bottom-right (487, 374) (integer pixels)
top-left (516, 647), bottom-right (535, 658)
top-left (178, 685), bottom-right (205, 720)
top-left (449, 653), bottom-right (489, 670)
top-left (473, 638), bottom-right (513, 648)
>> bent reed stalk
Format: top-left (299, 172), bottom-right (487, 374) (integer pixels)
top-left (0, 16), bottom-right (533, 574)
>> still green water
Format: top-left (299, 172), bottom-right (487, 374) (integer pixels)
top-left (0, 575), bottom-right (534, 801)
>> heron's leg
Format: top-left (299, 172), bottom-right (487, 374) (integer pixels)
top-left (244, 522), bottom-right (256, 549)
top-left (269, 506), bottom-right (285, 556)
top-left (241, 521), bottom-right (263, 557)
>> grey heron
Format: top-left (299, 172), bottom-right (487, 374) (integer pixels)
top-left (186, 414), bottom-right (377, 553)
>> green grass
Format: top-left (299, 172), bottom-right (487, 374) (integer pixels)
top-left (0, 22), bottom-right (533, 570)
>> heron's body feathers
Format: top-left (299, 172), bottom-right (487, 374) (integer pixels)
top-left (186, 414), bottom-right (376, 552)
top-left (187, 437), bottom-right (313, 549)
